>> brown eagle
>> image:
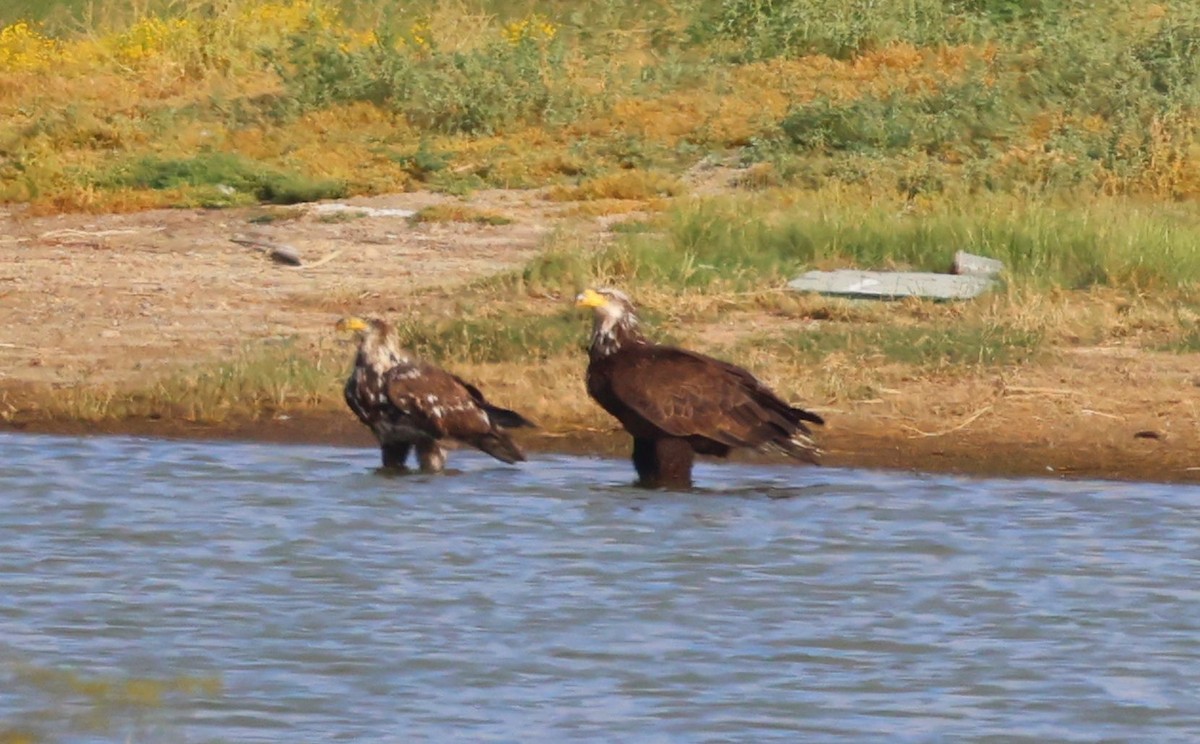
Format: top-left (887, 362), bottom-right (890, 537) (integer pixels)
top-left (336, 316), bottom-right (534, 472)
top-left (576, 288), bottom-right (824, 488)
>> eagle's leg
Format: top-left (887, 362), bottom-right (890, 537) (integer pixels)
top-left (416, 441), bottom-right (448, 473)
top-left (632, 437), bottom-right (694, 489)
top-left (380, 441), bottom-right (411, 471)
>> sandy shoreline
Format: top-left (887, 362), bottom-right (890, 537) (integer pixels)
top-left (4, 404), bottom-right (1196, 485)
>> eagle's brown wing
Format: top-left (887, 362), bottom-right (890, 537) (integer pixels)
top-left (383, 362), bottom-right (492, 439)
top-left (384, 361), bottom-right (527, 463)
top-left (605, 345), bottom-right (820, 454)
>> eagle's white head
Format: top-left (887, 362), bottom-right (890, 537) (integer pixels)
top-left (335, 316), bottom-right (412, 375)
top-left (575, 287), bottom-right (643, 358)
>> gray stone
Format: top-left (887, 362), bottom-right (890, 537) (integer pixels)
top-left (787, 269), bottom-right (995, 301)
top-left (952, 251), bottom-right (1005, 278)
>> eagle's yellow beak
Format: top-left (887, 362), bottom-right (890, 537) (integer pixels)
top-left (335, 316), bottom-right (369, 333)
top-left (575, 289), bottom-right (608, 309)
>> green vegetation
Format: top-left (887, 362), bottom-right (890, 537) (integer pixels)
top-left (2, 0), bottom-right (1200, 210)
top-left (392, 311), bottom-right (585, 363)
top-left (515, 197), bottom-right (1200, 292)
top-left (55, 341), bottom-right (342, 422)
top-left (97, 152), bottom-right (347, 207)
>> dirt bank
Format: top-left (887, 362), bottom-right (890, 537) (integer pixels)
top-left (2, 191), bottom-right (1198, 485)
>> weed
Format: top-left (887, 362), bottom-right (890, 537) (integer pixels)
top-left (392, 310), bottom-right (586, 364)
top-left (94, 152), bottom-right (346, 207)
top-left (696, 0), bottom-right (955, 61)
top-left (410, 203), bottom-right (513, 225)
top-left (545, 170), bottom-right (684, 201)
top-left (45, 340), bottom-right (343, 423)
top-left (389, 138), bottom-right (449, 182)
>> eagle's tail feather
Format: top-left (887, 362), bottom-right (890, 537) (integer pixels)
top-left (768, 430), bottom-right (822, 464)
top-left (472, 430), bottom-right (527, 464)
top-left (484, 403), bottom-right (537, 430)
top-left (792, 407), bottom-right (825, 426)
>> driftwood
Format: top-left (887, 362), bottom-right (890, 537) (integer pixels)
top-left (230, 235), bottom-right (304, 266)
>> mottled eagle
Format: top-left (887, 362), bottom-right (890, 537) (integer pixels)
top-left (336, 316), bottom-right (534, 472)
top-left (576, 288), bottom-right (824, 488)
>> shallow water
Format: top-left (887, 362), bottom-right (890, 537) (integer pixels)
top-left (2, 432), bottom-right (1199, 742)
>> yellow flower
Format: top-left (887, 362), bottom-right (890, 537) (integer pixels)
top-left (239, 0), bottom-right (336, 34)
top-left (106, 16), bottom-right (193, 64)
top-left (0, 21), bottom-right (60, 71)
top-left (502, 14), bottom-right (557, 47)
top-left (410, 19), bottom-right (431, 49)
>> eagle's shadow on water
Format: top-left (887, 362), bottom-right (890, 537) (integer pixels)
top-left (360, 457), bottom-right (836, 502)
top-left (371, 466), bottom-right (468, 479)
top-left (599, 476), bottom-right (836, 502)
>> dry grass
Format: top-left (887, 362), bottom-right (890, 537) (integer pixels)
top-left (410, 203), bottom-right (513, 225)
top-left (544, 171), bottom-right (685, 202)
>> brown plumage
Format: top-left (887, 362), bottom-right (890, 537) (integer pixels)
top-left (576, 288), bottom-right (824, 488)
top-left (336, 316), bottom-right (534, 472)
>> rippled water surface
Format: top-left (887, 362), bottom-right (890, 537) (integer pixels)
top-left (2, 432), bottom-right (1200, 742)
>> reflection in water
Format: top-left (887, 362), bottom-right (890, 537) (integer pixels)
top-left (2, 432), bottom-right (1200, 742)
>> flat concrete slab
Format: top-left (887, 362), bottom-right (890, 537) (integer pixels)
top-left (787, 269), bottom-right (995, 301)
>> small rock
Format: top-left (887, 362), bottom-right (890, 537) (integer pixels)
top-left (1133, 430), bottom-right (1163, 440)
top-left (952, 251), bottom-right (1005, 278)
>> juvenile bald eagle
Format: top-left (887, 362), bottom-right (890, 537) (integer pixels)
top-left (576, 288), bottom-right (824, 488)
top-left (336, 316), bottom-right (534, 472)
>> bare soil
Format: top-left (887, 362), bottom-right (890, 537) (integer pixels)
top-left (2, 190), bottom-right (1198, 484)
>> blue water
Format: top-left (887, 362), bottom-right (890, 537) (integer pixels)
top-left (1, 432), bottom-right (1199, 742)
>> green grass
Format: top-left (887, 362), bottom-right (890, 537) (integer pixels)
top-left (54, 341), bottom-right (343, 422)
top-left (152, 341), bottom-right (341, 420)
top-left (1153, 314), bottom-right (1200, 352)
top-left (522, 196), bottom-right (1200, 293)
top-left (94, 153), bottom-right (347, 207)
top-left (392, 311), bottom-right (587, 364)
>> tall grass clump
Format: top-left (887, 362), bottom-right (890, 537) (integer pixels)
top-left (143, 342), bottom-right (341, 422)
top-left (48, 342), bottom-right (342, 423)
top-left (392, 311), bottom-right (585, 364)
top-left (95, 152), bottom-right (347, 206)
top-left (694, 0), bottom-right (960, 60)
top-left (275, 12), bottom-right (583, 134)
top-left (535, 197), bottom-right (1200, 292)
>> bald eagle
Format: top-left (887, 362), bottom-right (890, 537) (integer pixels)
top-left (575, 288), bottom-right (824, 488)
top-left (336, 316), bottom-right (534, 472)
